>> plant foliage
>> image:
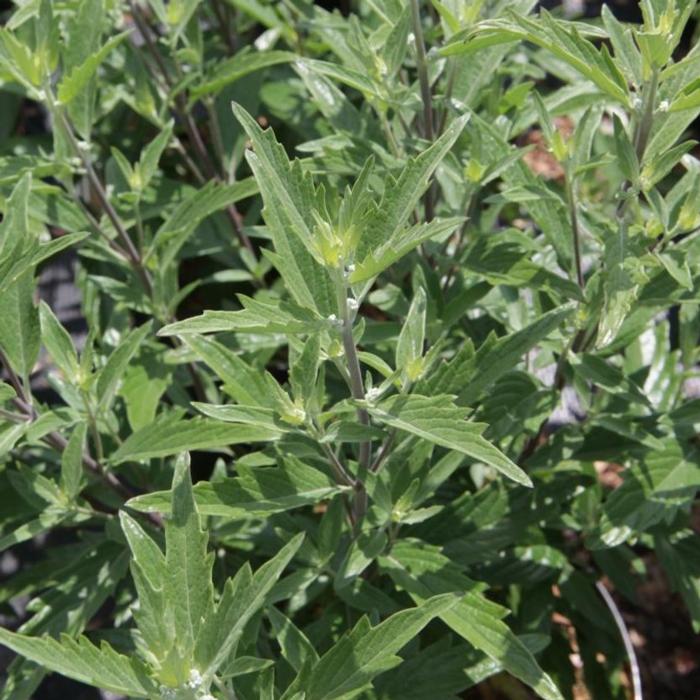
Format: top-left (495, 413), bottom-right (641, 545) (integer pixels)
top-left (0, 0), bottom-right (699, 698)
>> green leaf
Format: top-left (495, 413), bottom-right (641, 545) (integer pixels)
top-left (381, 8), bottom-right (410, 76)
top-left (137, 121), bottom-right (173, 190)
top-left (367, 395), bottom-right (532, 486)
top-left (267, 607), bottom-right (319, 673)
top-left (0, 172), bottom-right (32, 262)
top-left (597, 225), bottom-right (640, 349)
top-left (159, 299), bottom-right (324, 337)
top-left (0, 510), bottom-right (69, 553)
top-left (590, 443), bottom-right (700, 548)
top-left (571, 354), bottom-right (649, 406)
top-left (60, 422), bottom-right (86, 500)
top-left (183, 336), bottom-right (272, 407)
top-left (191, 49), bottom-right (295, 98)
top-left (283, 595), bottom-right (458, 700)
top-left (290, 333), bottom-right (321, 405)
top-left (396, 287), bottom-right (426, 382)
top-left (39, 301), bottom-right (79, 380)
top-left (111, 414), bottom-right (283, 464)
top-left (126, 455), bottom-right (349, 516)
top-left (231, 102), bottom-right (335, 316)
top-left (152, 180), bottom-right (258, 266)
top-left (354, 114), bottom-right (468, 271)
top-left (164, 454), bottom-right (214, 661)
top-left (601, 5), bottom-right (642, 86)
top-left (655, 530), bottom-right (700, 633)
top-left (350, 218), bottom-right (462, 284)
top-left (382, 541), bottom-right (564, 700)
top-left (0, 630), bottom-right (155, 697)
top-left (0, 269), bottom-right (40, 379)
top-left (443, 11), bottom-right (628, 105)
top-left (612, 114), bottom-right (639, 183)
top-left (425, 305), bottom-right (575, 403)
top-left (96, 322), bottom-right (152, 408)
top-left (57, 31), bottom-right (129, 104)
top-left (196, 532), bottom-right (304, 678)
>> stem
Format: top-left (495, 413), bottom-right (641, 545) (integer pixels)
top-left (0, 352), bottom-right (148, 514)
top-left (129, 1), bottom-right (256, 257)
top-left (58, 111), bottom-right (154, 296)
top-left (369, 429), bottom-right (396, 473)
top-left (336, 276), bottom-right (371, 525)
top-left (211, 0), bottom-right (236, 54)
top-left (319, 441), bottom-right (356, 488)
top-left (410, 0), bottom-right (435, 221)
top-left (596, 581), bottom-right (643, 700)
top-left (564, 166), bottom-right (585, 289)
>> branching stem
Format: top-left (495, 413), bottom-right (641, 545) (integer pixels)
top-left (410, 0), bottom-right (435, 221)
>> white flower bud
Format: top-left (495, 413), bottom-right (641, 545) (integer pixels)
top-left (365, 386), bottom-right (382, 402)
top-left (188, 669), bottom-right (203, 689)
top-left (658, 99), bottom-right (669, 113)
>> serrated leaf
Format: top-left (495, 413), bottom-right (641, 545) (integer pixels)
top-left (232, 102), bottom-right (335, 315)
top-left (164, 454), bottom-right (214, 663)
top-left (126, 455), bottom-right (348, 516)
top-left (283, 595), bottom-right (458, 700)
top-left (0, 630), bottom-right (155, 697)
top-left (57, 32), bottom-right (129, 104)
top-left (382, 541), bottom-right (564, 700)
top-left (197, 532), bottom-right (304, 678)
top-left (367, 395), bottom-right (532, 486)
top-left (183, 336), bottom-right (272, 407)
top-left (443, 11), bottom-right (628, 105)
top-left (355, 114), bottom-right (468, 265)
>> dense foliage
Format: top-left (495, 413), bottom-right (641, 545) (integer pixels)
top-left (0, 0), bottom-right (699, 698)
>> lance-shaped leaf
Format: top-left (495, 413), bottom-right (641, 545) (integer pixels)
top-left (111, 414), bottom-right (283, 464)
top-left (126, 455), bottom-right (350, 516)
top-left (353, 114), bottom-right (468, 265)
top-left (39, 301), bottom-right (79, 380)
top-left (0, 630), bottom-right (156, 697)
top-left (57, 31), bottom-right (129, 104)
top-left (159, 296), bottom-right (325, 337)
top-left (164, 454), bottom-right (214, 664)
top-left (396, 287), bottom-right (426, 381)
top-left (0, 269), bottom-right (40, 379)
top-left (367, 395), bottom-right (532, 486)
top-left (282, 594), bottom-right (458, 700)
top-left (442, 11), bottom-right (628, 106)
top-left (232, 102), bottom-right (335, 316)
top-left (183, 336), bottom-right (273, 408)
top-left (381, 541), bottom-right (564, 700)
top-left (196, 532), bottom-right (304, 679)
top-left (60, 422), bottom-right (87, 500)
top-left (423, 304), bottom-right (575, 403)
top-left (191, 49), bottom-right (295, 99)
top-left (96, 322), bottom-right (152, 408)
